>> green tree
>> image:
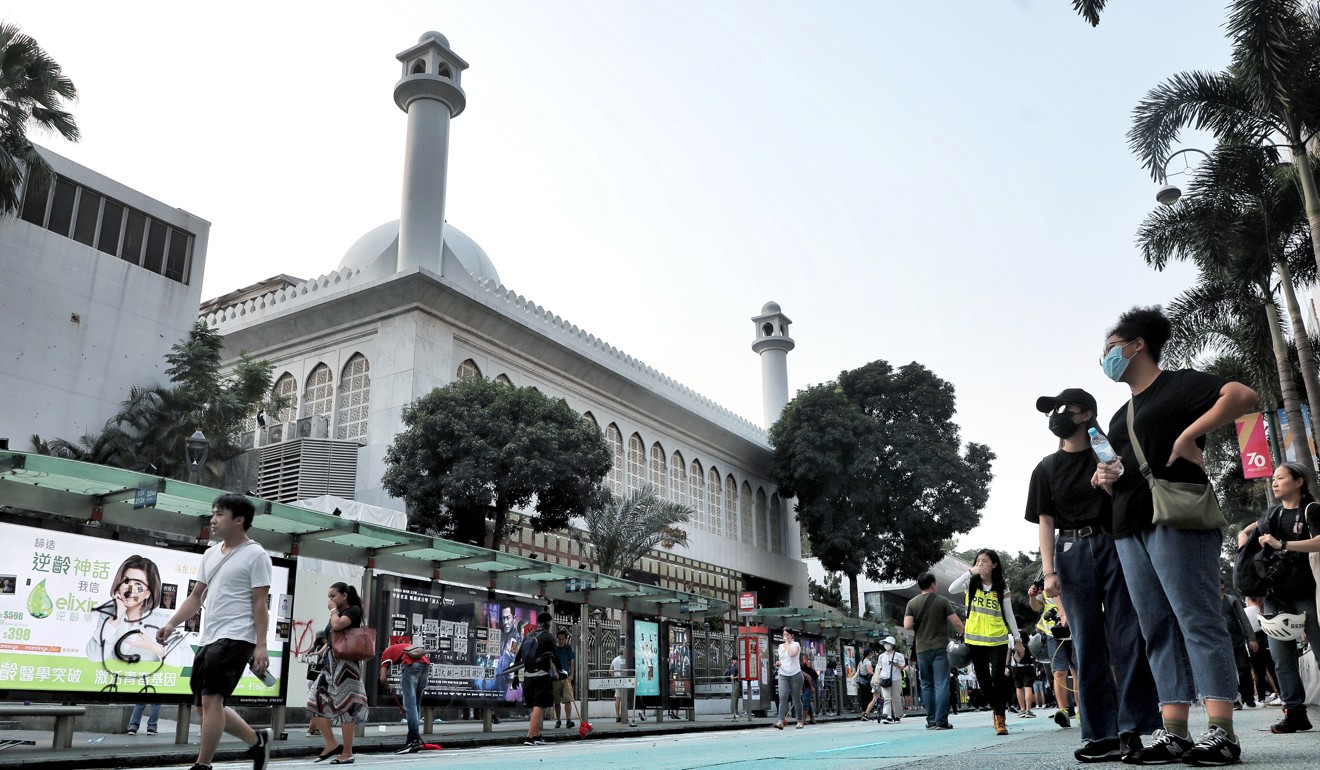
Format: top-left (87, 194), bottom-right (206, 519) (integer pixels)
top-left (382, 377), bottom-right (612, 549)
top-left (771, 360), bottom-right (995, 616)
top-left (808, 572), bottom-right (849, 613)
top-left (576, 485), bottom-right (691, 577)
top-left (1071, 0), bottom-right (1108, 27)
top-left (32, 322), bottom-right (279, 482)
top-left (0, 22), bottom-right (78, 215)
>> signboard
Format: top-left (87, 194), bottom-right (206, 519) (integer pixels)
top-left (667, 624), bottom-right (691, 699)
top-left (373, 575), bottom-right (540, 706)
top-left (1235, 412), bottom-right (1273, 479)
top-left (590, 676), bottom-right (634, 690)
top-left (737, 591), bottom-right (757, 616)
top-left (678, 598), bottom-right (708, 614)
top-left (132, 487), bottom-right (158, 510)
top-left (633, 619), bottom-right (660, 697)
top-left (562, 577), bottom-right (595, 593)
top-left (738, 635), bottom-right (759, 681)
top-left (843, 644), bottom-right (857, 697)
top-left (0, 522), bottom-right (291, 702)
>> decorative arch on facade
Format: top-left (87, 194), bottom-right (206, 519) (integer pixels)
top-left (689, 459), bottom-right (705, 531)
top-left (669, 451), bottom-right (686, 508)
top-left (494, 373), bottom-right (513, 386)
top-left (581, 411), bottom-right (598, 430)
top-left (770, 493), bottom-right (784, 555)
top-left (272, 373), bottom-right (298, 423)
top-left (627, 433), bottom-right (645, 493)
top-left (649, 442), bottom-right (667, 494)
top-left (456, 358), bottom-right (482, 381)
top-left (755, 488), bottom-right (769, 551)
top-left (740, 481), bottom-right (755, 546)
top-left (301, 363), bottom-right (334, 418)
top-left (335, 353), bottom-right (371, 442)
top-left (605, 423), bottom-right (624, 496)
top-left (725, 475), bottom-right (739, 543)
top-left (707, 466), bottom-right (723, 538)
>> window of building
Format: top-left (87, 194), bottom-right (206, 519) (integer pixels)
top-left (142, 219), bottom-right (167, 275)
top-left (606, 424), bottom-right (624, 496)
top-left (72, 189), bottom-right (101, 247)
top-left (627, 434), bottom-right (645, 493)
top-left (97, 200), bottom-right (124, 256)
top-left (770, 494), bottom-right (784, 555)
top-left (456, 358), bottom-right (482, 381)
top-left (164, 228), bottom-right (190, 283)
top-left (494, 373), bottom-right (513, 386)
top-left (725, 475), bottom-right (738, 542)
top-left (121, 210), bottom-right (146, 266)
top-left (582, 412), bottom-right (598, 431)
top-left (273, 373), bottom-right (298, 423)
top-left (740, 481), bottom-right (754, 546)
top-left (19, 177), bottom-right (49, 225)
top-left (756, 488), bottom-right (769, 551)
top-left (650, 443), bottom-right (666, 494)
top-left (706, 466), bottom-right (721, 537)
top-left (47, 177), bottom-right (77, 237)
top-left (302, 364), bottom-right (334, 418)
top-left (689, 459), bottom-right (705, 531)
top-left (669, 452), bottom-right (686, 509)
top-left (335, 354), bottom-right (371, 442)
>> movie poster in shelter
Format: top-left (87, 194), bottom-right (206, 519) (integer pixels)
top-left (634, 619), bottom-right (659, 697)
top-left (667, 624), bottom-right (691, 699)
top-left (373, 575), bottom-right (538, 705)
top-left (0, 522), bottom-right (290, 701)
top-left (843, 644), bottom-right (857, 696)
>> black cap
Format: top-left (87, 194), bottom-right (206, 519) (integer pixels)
top-left (1035, 388), bottom-right (1097, 415)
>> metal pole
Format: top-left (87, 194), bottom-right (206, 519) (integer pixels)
top-left (579, 596), bottom-right (590, 730)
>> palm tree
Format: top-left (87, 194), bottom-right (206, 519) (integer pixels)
top-left (577, 485), bottom-right (693, 578)
top-left (1072, 0), bottom-right (1108, 27)
top-left (0, 22), bottom-right (79, 215)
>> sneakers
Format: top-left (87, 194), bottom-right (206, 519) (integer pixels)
top-left (1182, 726), bottom-right (1241, 766)
top-left (247, 727), bottom-right (272, 770)
top-left (1054, 709), bottom-right (1072, 728)
top-left (1270, 707), bottom-right (1312, 734)
top-left (565, 720), bottom-right (574, 728)
top-left (524, 739), bottom-right (538, 746)
top-left (1120, 733), bottom-right (1143, 762)
top-left (1122, 728), bottom-right (1192, 765)
top-left (395, 740), bottom-right (422, 754)
top-left (555, 720), bottom-right (562, 728)
top-left (147, 727), bottom-right (157, 735)
top-left (1263, 692), bottom-right (1280, 707)
top-left (1021, 710), bottom-right (1037, 718)
top-left (1074, 736), bottom-right (1121, 763)
top-left (126, 727), bottom-right (138, 735)
top-left (934, 723), bottom-right (954, 730)
top-left (188, 765), bottom-right (212, 770)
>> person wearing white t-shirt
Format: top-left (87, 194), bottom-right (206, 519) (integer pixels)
top-left (773, 627), bottom-right (804, 730)
top-left (611, 651), bottom-right (627, 722)
top-left (158, 494), bottom-right (274, 770)
top-left (873, 636), bottom-right (908, 723)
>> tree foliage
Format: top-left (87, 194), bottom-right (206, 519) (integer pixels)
top-left (1071, 0), bottom-right (1108, 27)
top-left (771, 360), bottom-right (995, 614)
top-left (576, 485), bottom-right (692, 577)
top-left (0, 22), bottom-right (79, 216)
top-left (32, 322), bottom-right (279, 482)
top-left (382, 377), bottom-right (612, 549)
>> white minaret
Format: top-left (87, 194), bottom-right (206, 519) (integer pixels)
top-left (751, 301), bottom-right (795, 429)
top-left (393, 32), bottom-right (468, 276)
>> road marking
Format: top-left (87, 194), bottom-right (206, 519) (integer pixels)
top-left (815, 740), bottom-right (890, 753)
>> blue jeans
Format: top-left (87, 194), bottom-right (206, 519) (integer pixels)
top-left (1262, 593), bottom-right (1320, 708)
top-left (399, 661), bottom-right (429, 741)
top-left (1115, 526), bottom-right (1237, 704)
top-left (128, 702), bottom-right (160, 731)
top-left (1056, 532), bottom-right (1161, 740)
top-left (916, 647), bottom-right (951, 727)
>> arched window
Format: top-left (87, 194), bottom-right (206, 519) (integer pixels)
top-left (627, 433), bottom-right (645, 493)
top-left (770, 493), bottom-right (784, 555)
top-left (606, 424), bottom-right (624, 496)
top-left (740, 482), bottom-right (754, 546)
top-left (725, 476), bottom-right (739, 542)
top-left (582, 412), bottom-right (598, 430)
top-left (335, 353), bottom-right (371, 441)
top-left (272, 373), bottom-right (297, 423)
top-left (456, 358), bottom-right (482, 381)
top-left (708, 467), bottom-right (723, 538)
top-left (756, 488), bottom-right (769, 550)
top-left (669, 452), bottom-right (686, 509)
top-left (411, 59), bottom-right (426, 74)
top-left (650, 443), bottom-right (667, 495)
top-left (689, 460), bottom-right (705, 531)
top-left (302, 364), bottom-right (334, 418)
top-left (494, 373), bottom-right (513, 386)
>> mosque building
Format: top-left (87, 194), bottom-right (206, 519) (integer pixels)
top-left (198, 32), bottom-right (808, 608)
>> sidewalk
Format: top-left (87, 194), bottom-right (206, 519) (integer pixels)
top-left (0, 708), bottom-right (856, 770)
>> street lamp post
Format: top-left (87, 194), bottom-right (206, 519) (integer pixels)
top-left (185, 430), bottom-right (210, 485)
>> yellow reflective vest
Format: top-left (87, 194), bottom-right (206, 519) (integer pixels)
top-left (964, 584), bottom-right (1010, 646)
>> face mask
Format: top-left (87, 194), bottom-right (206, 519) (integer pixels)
top-left (884, 644), bottom-right (894, 650)
top-left (1048, 412), bottom-right (1081, 439)
top-left (1101, 342), bottom-right (1135, 382)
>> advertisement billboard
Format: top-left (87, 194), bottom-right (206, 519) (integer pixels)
top-left (0, 522), bottom-right (291, 702)
top-left (667, 623), bottom-right (691, 701)
top-left (1235, 412), bottom-right (1274, 479)
top-left (634, 619), bottom-right (660, 697)
top-left (843, 644), bottom-right (857, 697)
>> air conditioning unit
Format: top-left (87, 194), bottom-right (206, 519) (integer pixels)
top-left (260, 422), bottom-right (296, 446)
top-left (238, 429), bottom-right (256, 450)
top-left (296, 414), bottom-right (329, 439)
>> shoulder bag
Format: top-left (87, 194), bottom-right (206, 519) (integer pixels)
top-left (1127, 400), bottom-right (1226, 530)
top-left (331, 610), bottom-right (377, 662)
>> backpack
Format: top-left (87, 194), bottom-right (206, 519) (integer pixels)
top-left (1236, 503), bottom-right (1315, 598)
top-left (403, 644), bottom-right (426, 661)
top-left (515, 633), bottom-right (540, 671)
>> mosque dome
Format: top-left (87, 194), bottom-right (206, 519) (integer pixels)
top-left (338, 220), bottom-right (500, 285)
top-left (761, 301), bottom-right (781, 314)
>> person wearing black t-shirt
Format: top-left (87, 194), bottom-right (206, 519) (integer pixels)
top-left (1027, 387), bottom-right (1160, 763)
top-left (1093, 306), bottom-right (1257, 767)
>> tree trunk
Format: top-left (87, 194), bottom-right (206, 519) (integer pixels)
top-left (1262, 291), bottom-right (1314, 471)
top-left (1276, 259), bottom-right (1320, 456)
top-left (1290, 139), bottom-right (1320, 298)
top-left (490, 504), bottom-right (508, 551)
top-left (848, 573), bottom-right (860, 619)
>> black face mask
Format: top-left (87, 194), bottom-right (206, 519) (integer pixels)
top-left (1048, 412), bottom-right (1082, 439)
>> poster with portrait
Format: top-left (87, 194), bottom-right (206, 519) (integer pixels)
top-left (843, 644), bottom-right (857, 697)
top-left (0, 522), bottom-right (291, 702)
top-left (666, 623), bottom-right (691, 701)
top-left (633, 619), bottom-right (659, 697)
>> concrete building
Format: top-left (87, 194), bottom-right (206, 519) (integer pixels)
top-left (199, 32), bottom-right (808, 608)
top-left (0, 149), bottom-right (209, 451)
top-left (805, 554), bottom-right (974, 629)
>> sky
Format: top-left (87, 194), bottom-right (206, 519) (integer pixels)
top-left (7, 1), bottom-right (1247, 556)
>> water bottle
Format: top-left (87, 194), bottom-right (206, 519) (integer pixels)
top-left (1088, 428), bottom-right (1124, 476)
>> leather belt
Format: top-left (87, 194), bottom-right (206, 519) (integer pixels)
top-left (1058, 526), bottom-right (1106, 538)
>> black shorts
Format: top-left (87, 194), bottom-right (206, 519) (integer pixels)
top-left (191, 638), bottom-right (256, 704)
top-left (522, 674), bottom-right (553, 709)
top-left (1013, 667), bottom-right (1035, 688)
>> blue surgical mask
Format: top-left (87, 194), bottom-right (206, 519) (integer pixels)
top-left (1101, 341), bottom-right (1135, 382)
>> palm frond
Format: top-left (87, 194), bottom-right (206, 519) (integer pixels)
top-left (1071, 0), bottom-right (1107, 27)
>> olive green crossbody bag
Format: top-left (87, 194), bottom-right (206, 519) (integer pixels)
top-left (1127, 400), bottom-right (1226, 530)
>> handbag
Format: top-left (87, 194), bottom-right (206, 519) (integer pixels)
top-left (331, 625), bottom-right (377, 662)
top-left (1127, 401), bottom-right (1226, 530)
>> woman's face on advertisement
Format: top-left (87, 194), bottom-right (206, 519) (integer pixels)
top-left (119, 568), bottom-right (150, 611)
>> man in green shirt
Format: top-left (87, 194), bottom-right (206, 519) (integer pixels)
top-left (904, 572), bottom-right (965, 730)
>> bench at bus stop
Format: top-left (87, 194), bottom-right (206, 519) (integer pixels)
top-left (0, 705), bottom-right (86, 751)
